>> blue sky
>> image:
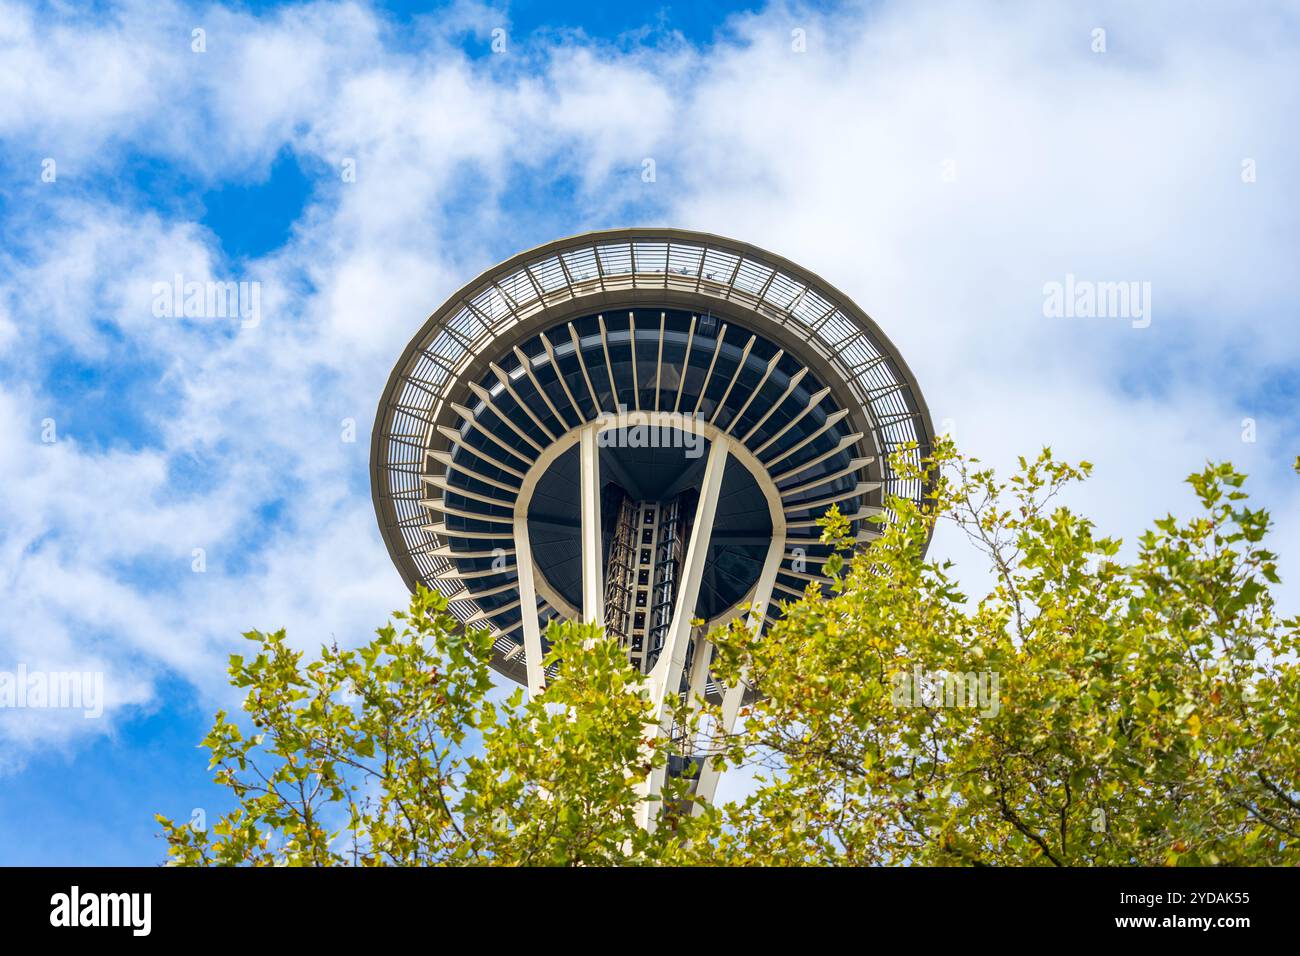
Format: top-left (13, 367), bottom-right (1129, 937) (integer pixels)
top-left (1, 0), bottom-right (1299, 865)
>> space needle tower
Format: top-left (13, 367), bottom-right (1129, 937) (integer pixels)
top-left (371, 228), bottom-right (933, 819)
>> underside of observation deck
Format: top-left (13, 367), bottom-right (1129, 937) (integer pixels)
top-left (371, 229), bottom-right (934, 692)
top-left (371, 228), bottom-right (934, 821)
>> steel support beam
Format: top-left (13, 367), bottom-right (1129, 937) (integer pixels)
top-left (579, 426), bottom-right (604, 625)
top-left (640, 437), bottom-right (728, 830)
top-left (649, 437), bottom-right (728, 709)
top-left (692, 530), bottom-right (785, 811)
top-left (513, 512), bottom-right (547, 696)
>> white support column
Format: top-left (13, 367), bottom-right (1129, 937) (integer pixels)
top-left (638, 439), bottom-right (729, 831)
top-left (649, 437), bottom-right (728, 714)
top-left (692, 527), bottom-right (784, 811)
top-left (671, 632), bottom-right (714, 788)
top-left (686, 634), bottom-right (712, 705)
top-left (512, 512), bottom-right (546, 697)
top-left (579, 426), bottom-right (603, 626)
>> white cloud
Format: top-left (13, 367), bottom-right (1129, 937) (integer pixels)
top-left (0, 0), bottom-right (1296, 771)
top-left (653, 0), bottom-right (1300, 584)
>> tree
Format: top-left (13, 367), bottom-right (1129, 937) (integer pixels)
top-left (687, 440), bottom-right (1300, 865)
top-left (159, 442), bottom-right (1300, 865)
top-left (157, 597), bottom-right (694, 864)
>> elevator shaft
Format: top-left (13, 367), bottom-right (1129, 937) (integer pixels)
top-left (602, 489), bottom-right (695, 674)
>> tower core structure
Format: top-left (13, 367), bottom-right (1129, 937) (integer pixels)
top-left (371, 228), bottom-right (933, 814)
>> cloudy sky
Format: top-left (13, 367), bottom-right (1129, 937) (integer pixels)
top-left (0, 0), bottom-right (1297, 864)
